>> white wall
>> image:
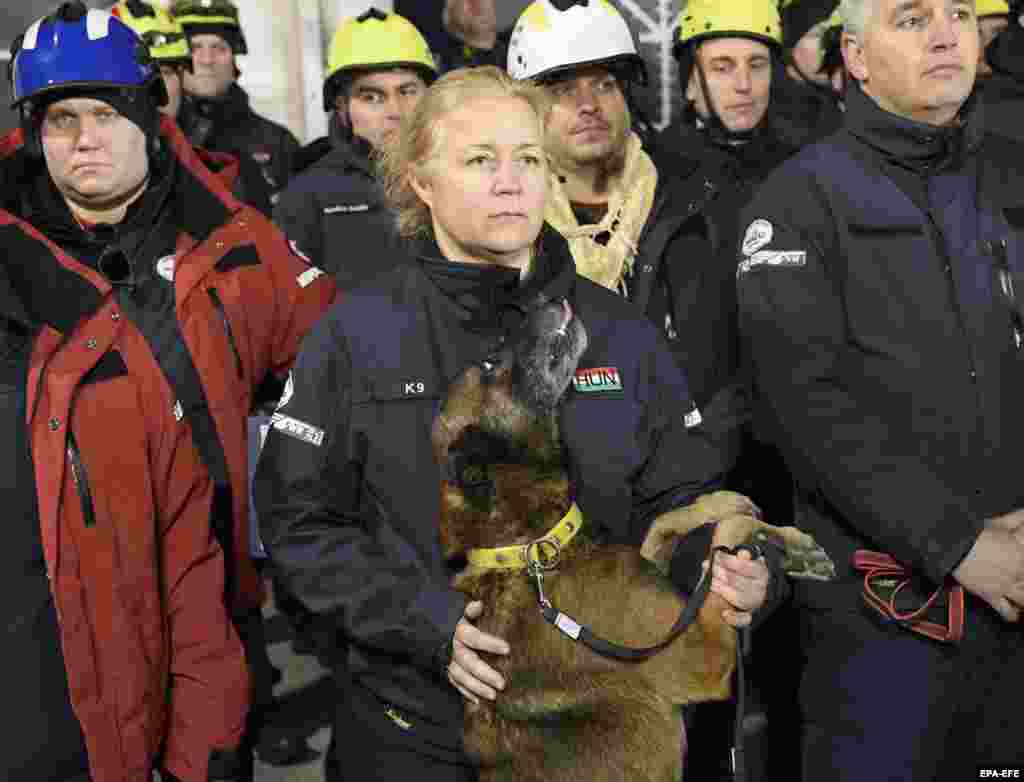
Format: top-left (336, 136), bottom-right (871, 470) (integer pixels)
top-left (232, 0), bottom-right (394, 143)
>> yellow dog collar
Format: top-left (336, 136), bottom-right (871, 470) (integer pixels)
top-left (466, 504), bottom-right (584, 572)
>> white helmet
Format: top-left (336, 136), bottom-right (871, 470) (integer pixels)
top-left (507, 0), bottom-right (646, 84)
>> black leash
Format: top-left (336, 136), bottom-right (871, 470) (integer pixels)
top-left (531, 541), bottom-right (761, 782)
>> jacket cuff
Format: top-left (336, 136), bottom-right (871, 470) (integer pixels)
top-left (924, 516), bottom-right (986, 585)
top-left (749, 537), bottom-right (791, 629)
top-left (409, 586), bottom-right (468, 673)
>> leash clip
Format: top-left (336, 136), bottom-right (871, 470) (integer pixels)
top-left (525, 538), bottom-right (561, 610)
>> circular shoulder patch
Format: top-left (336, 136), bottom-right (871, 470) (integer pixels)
top-left (742, 219), bottom-right (774, 257)
top-left (155, 254), bottom-right (176, 282)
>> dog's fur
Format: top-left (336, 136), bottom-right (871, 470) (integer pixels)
top-left (433, 296), bottom-right (828, 782)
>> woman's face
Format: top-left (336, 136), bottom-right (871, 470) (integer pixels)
top-left (411, 94), bottom-right (548, 271)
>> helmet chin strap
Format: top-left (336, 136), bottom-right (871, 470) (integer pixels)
top-left (692, 46), bottom-right (758, 147)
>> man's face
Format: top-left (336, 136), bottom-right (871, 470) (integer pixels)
top-left (844, 0), bottom-right (979, 125)
top-left (160, 64), bottom-right (184, 118)
top-left (789, 20), bottom-right (833, 86)
top-left (411, 95), bottom-right (548, 271)
top-left (341, 69), bottom-right (428, 151)
top-left (41, 97), bottom-right (149, 211)
top-left (183, 33), bottom-right (236, 97)
top-left (687, 37), bottom-right (773, 133)
top-left (977, 15), bottom-right (1009, 77)
top-left (543, 66), bottom-right (631, 172)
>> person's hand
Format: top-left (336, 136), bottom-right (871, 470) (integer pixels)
top-left (443, 0), bottom-right (498, 50)
top-left (707, 548), bottom-right (771, 628)
top-left (446, 600), bottom-right (510, 706)
top-left (985, 507), bottom-right (1024, 543)
top-left (952, 525), bottom-right (1024, 622)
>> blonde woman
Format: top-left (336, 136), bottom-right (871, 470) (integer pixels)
top-left (255, 66), bottom-right (769, 780)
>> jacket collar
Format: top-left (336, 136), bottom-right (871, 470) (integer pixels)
top-left (0, 214), bottom-right (108, 338)
top-left (843, 81), bottom-right (985, 173)
top-left (320, 136), bottom-right (376, 180)
top-left (414, 225), bottom-right (577, 331)
top-left (181, 82), bottom-right (253, 127)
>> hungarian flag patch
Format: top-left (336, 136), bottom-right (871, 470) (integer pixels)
top-left (572, 367), bottom-right (623, 394)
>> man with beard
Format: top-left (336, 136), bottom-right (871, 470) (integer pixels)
top-left (737, 0), bottom-right (1024, 777)
top-left (507, 0), bottom-right (732, 415)
top-left (274, 8), bottom-right (437, 287)
top-left (508, 8), bottom-right (791, 774)
top-left (170, 0), bottom-right (299, 217)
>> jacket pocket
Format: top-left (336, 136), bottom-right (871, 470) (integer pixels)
top-left (67, 431), bottom-right (97, 528)
top-left (208, 287), bottom-right (243, 379)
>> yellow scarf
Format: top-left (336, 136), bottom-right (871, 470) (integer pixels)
top-left (545, 132), bottom-right (659, 293)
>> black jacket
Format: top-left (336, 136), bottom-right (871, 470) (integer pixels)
top-left (737, 83), bottom-right (1024, 591)
top-left (652, 117), bottom-right (801, 525)
top-left (178, 84), bottom-right (300, 217)
top-left (253, 228), bottom-right (730, 756)
top-left (273, 138), bottom-right (399, 289)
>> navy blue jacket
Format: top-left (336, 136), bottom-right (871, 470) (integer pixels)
top-left (737, 83), bottom-right (1024, 590)
top-left (253, 228), bottom-right (729, 754)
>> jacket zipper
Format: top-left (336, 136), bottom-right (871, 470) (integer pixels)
top-left (990, 238), bottom-right (1023, 349)
top-left (67, 430), bottom-right (97, 528)
top-left (208, 287), bottom-right (244, 378)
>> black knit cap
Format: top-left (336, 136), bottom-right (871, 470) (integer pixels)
top-left (782, 0), bottom-right (838, 50)
top-left (31, 85), bottom-right (162, 141)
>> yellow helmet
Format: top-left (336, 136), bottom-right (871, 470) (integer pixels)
top-left (170, 0), bottom-right (247, 54)
top-left (113, 0), bottom-right (190, 65)
top-left (675, 0), bottom-right (783, 56)
top-left (977, 0), bottom-right (1010, 16)
top-left (323, 8), bottom-right (437, 112)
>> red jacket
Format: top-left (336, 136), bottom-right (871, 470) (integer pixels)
top-left (164, 116), bottom-right (338, 611)
top-left (0, 214), bottom-right (249, 780)
top-left (0, 119), bottom-right (338, 613)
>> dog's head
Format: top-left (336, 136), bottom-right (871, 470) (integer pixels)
top-left (433, 295), bottom-right (588, 555)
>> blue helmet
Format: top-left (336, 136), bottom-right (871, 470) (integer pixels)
top-left (10, 3), bottom-right (159, 109)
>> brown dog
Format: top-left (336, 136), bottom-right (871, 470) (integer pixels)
top-left (433, 296), bottom-right (831, 782)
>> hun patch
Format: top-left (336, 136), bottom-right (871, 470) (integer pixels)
top-left (572, 366), bottom-right (623, 395)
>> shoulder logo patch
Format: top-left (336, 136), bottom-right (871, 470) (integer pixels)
top-left (156, 254), bottom-right (176, 282)
top-left (271, 412), bottom-right (325, 447)
top-left (572, 367), bottom-right (623, 394)
top-left (742, 219), bottom-right (774, 257)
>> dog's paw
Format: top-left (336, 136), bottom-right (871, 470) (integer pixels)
top-left (751, 527), bottom-right (836, 581)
